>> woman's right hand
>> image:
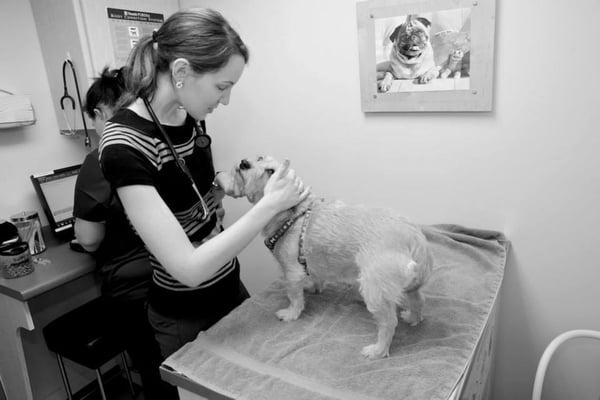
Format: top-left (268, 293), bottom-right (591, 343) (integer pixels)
top-left (261, 160), bottom-right (310, 213)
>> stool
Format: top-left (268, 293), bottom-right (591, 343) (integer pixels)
top-left (43, 297), bottom-right (136, 400)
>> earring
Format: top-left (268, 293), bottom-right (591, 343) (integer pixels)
top-left (175, 81), bottom-right (183, 89)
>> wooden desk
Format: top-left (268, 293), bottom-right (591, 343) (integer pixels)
top-left (0, 231), bottom-right (99, 400)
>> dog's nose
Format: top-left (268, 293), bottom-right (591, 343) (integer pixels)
top-left (239, 159), bottom-right (251, 170)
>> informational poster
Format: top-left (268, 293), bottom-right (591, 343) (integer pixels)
top-left (107, 7), bottom-right (164, 67)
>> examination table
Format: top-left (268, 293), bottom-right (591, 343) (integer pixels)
top-left (161, 224), bottom-right (508, 400)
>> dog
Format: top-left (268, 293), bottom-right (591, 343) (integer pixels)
top-left (378, 14), bottom-right (440, 92)
top-left (218, 156), bottom-right (433, 359)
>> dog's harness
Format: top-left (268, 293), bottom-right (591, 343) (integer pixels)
top-left (264, 200), bottom-right (320, 271)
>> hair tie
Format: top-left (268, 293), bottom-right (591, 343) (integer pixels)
top-left (152, 30), bottom-right (158, 43)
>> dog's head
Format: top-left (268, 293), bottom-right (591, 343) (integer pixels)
top-left (389, 15), bottom-right (432, 59)
top-left (218, 155), bottom-right (282, 204)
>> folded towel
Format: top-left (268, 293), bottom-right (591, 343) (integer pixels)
top-left (163, 224), bottom-right (508, 400)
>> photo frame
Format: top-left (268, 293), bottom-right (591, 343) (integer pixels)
top-left (356, 0), bottom-right (496, 112)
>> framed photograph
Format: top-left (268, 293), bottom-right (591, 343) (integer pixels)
top-left (356, 0), bottom-right (496, 112)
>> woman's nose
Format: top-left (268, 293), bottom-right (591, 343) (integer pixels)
top-left (220, 89), bottom-right (231, 105)
top-left (239, 159), bottom-right (251, 170)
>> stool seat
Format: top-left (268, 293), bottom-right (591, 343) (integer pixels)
top-left (43, 296), bottom-right (136, 400)
top-left (44, 297), bottom-right (124, 369)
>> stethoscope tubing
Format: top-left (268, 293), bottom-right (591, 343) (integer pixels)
top-left (142, 97), bottom-right (210, 221)
top-left (60, 59), bottom-right (91, 148)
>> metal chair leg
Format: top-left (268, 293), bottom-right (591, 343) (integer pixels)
top-left (95, 367), bottom-right (108, 400)
top-left (120, 352), bottom-right (136, 397)
top-left (56, 354), bottom-right (73, 400)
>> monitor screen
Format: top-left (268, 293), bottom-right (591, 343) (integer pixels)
top-left (31, 165), bottom-right (80, 232)
top-left (38, 173), bottom-right (78, 223)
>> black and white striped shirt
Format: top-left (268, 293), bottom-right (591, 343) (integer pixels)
top-left (99, 109), bottom-right (237, 293)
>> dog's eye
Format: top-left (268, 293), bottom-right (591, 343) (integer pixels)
top-left (265, 168), bottom-right (275, 175)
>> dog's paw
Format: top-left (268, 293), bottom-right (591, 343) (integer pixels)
top-left (276, 307), bottom-right (301, 322)
top-left (417, 68), bottom-right (439, 84)
top-left (400, 310), bottom-right (423, 326)
top-left (304, 280), bottom-right (323, 294)
top-left (361, 344), bottom-right (389, 360)
top-left (378, 79), bottom-right (392, 92)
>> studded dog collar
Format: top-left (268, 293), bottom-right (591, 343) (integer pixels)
top-left (264, 200), bottom-right (320, 269)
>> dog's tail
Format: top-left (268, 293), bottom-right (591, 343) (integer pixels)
top-left (403, 260), bottom-right (422, 292)
top-left (402, 247), bottom-right (433, 293)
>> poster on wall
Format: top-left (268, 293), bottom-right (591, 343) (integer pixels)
top-left (107, 8), bottom-right (164, 67)
top-left (356, 0), bottom-right (496, 112)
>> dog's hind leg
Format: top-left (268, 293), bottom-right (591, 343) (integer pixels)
top-left (360, 295), bottom-right (398, 359)
top-left (400, 289), bottom-right (425, 326)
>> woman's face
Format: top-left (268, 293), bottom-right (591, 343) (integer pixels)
top-left (178, 54), bottom-right (245, 121)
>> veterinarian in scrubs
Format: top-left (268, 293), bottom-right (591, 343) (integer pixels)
top-left (74, 67), bottom-right (173, 400)
top-left (99, 9), bottom-right (309, 363)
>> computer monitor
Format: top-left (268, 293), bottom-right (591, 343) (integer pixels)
top-left (30, 164), bottom-right (80, 238)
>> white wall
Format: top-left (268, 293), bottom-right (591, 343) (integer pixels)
top-left (181, 1), bottom-right (600, 399)
top-left (0, 0), bottom-right (88, 225)
top-left (2, 0), bottom-right (599, 399)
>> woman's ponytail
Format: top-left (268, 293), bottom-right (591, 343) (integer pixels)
top-left (124, 35), bottom-right (159, 102)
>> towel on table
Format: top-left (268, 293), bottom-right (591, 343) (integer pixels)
top-left (163, 224), bottom-right (508, 400)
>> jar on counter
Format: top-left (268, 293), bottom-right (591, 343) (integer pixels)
top-left (0, 241), bottom-right (34, 279)
top-left (10, 211), bottom-right (46, 255)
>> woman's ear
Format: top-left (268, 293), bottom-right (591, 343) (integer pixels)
top-left (93, 108), bottom-right (104, 121)
top-left (171, 58), bottom-right (191, 83)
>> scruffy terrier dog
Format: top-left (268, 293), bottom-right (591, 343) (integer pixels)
top-left (219, 156), bottom-right (432, 359)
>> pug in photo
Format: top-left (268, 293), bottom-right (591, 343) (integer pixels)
top-left (378, 15), bottom-right (440, 92)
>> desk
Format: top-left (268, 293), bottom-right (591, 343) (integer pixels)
top-left (0, 231), bottom-right (98, 400)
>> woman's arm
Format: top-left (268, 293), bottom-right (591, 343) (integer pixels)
top-left (74, 218), bottom-right (105, 252)
top-left (117, 163), bottom-right (308, 287)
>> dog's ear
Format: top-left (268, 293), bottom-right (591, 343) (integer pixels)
top-left (260, 156), bottom-right (282, 177)
top-left (389, 24), bottom-right (403, 42)
top-left (416, 17), bottom-right (431, 29)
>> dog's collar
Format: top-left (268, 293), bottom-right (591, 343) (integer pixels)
top-left (264, 199), bottom-right (320, 269)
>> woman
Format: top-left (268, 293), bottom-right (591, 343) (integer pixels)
top-left (99, 9), bottom-right (309, 360)
top-left (74, 67), bottom-right (171, 399)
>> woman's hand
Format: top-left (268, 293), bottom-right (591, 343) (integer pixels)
top-left (261, 160), bottom-right (310, 213)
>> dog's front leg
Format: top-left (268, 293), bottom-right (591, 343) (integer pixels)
top-left (276, 279), bottom-right (306, 321)
top-left (303, 275), bottom-right (323, 294)
top-left (417, 66), bottom-right (440, 84)
top-left (378, 72), bottom-right (394, 92)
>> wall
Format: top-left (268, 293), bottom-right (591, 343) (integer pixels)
top-left (179, 1), bottom-right (600, 399)
top-left (2, 0), bottom-right (599, 399)
top-left (0, 0), bottom-right (87, 224)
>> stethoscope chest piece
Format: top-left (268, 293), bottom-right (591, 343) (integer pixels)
top-left (195, 134), bottom-right (211, 149)
top-left (194, 121), bottom-right (211, 149)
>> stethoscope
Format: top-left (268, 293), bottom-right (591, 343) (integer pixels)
top-left (60, 58), bottom-right (91, 148)
top-left (143, 97), bottom-right (212, 221)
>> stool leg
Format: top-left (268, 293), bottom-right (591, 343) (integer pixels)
top-left (56, 354), bottom-right (73, 400)
top-left (120, 352), bottom-right (136, 397)
top-left (95, 367), bottom-right (108, 400)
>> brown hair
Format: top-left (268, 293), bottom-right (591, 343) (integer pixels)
top-left (84, 67), bottom-right (127, 119)
top-left (124, 8), bottom-right (249, 102)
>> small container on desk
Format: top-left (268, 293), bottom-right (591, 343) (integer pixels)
top-left (0, 241), bottom-right (33, 279)
top-left (10, 211), bottom-right (46, 255)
